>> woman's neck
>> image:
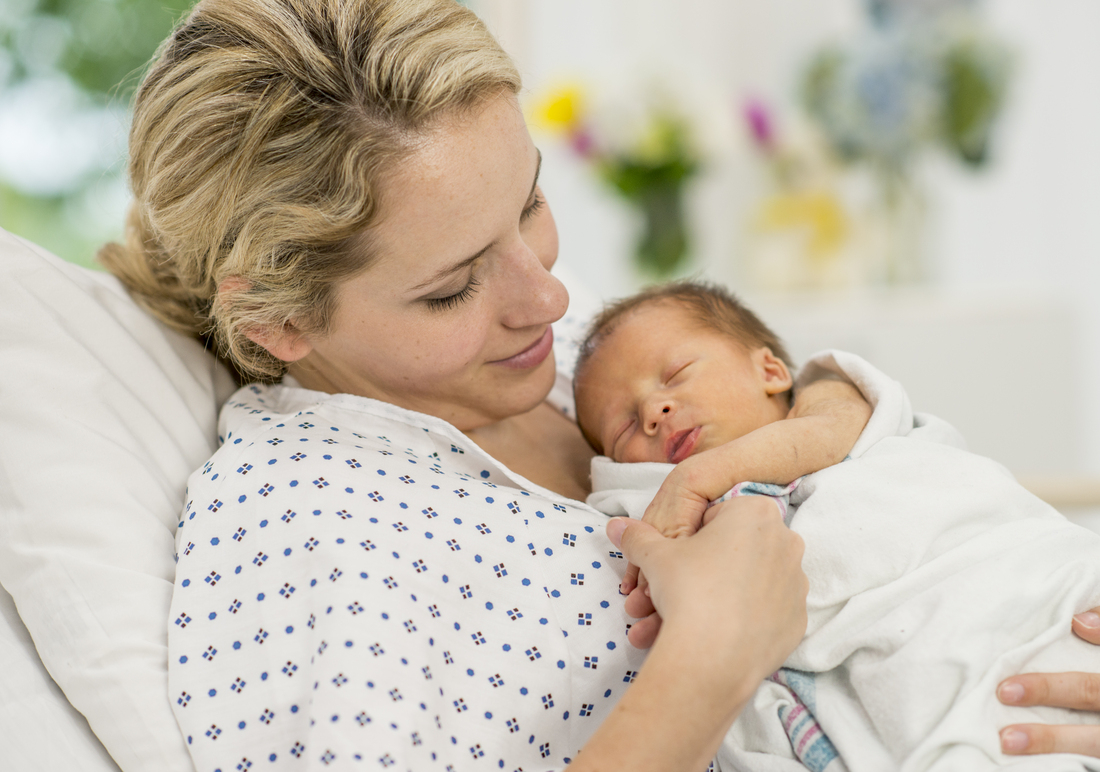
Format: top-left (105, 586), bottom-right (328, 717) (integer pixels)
top-left (464, 401), bottom-right (594, 502)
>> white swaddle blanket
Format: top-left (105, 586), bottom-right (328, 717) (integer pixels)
top-left (589, 350), bottom-right (1100, 771)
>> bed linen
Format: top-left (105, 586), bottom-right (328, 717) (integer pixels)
top-left (0, 227), bottom-right (238, 771)
top-left (0, 584), bottom-right (122, 771)
top-left (590, 351), bottom-right (1100, 771)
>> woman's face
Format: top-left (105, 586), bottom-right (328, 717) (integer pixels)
top-left (285, 95), bottom-right (567, 431)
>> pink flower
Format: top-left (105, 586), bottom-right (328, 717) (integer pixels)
top-left (743, 97), bottom-right (775, 151)
top-left (570, 127), bottom-right (597, 159)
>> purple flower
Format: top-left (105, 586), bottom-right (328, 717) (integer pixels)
top-left (743, 98), bottom-right (775, 150)
top-left (570, 127), bottom-right (597, 158)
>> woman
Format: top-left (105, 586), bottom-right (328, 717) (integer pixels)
top-left (99, 0), bottom-right (1100, 767)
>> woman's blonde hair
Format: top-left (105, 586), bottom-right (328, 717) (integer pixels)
top-left (99, 0), bottom-right (520, 381)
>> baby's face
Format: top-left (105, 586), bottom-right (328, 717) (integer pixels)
top-left (575, 302), bottom-right (792, 464)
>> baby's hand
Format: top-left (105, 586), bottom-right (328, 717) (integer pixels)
top-left (642, 460), bottom-right (714, 539)
top-left (620, 460), bottom-right (713, 602)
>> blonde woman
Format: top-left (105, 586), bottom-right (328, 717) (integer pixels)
top-left (100, 0), bottom-right (1100, 767)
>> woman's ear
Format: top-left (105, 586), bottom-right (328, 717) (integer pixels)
top-left (218, 276), bottom-right (314, 363)
top-left (754, 347), bottom-right (794, 395)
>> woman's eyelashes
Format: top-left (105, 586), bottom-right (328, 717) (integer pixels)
top-left (424, 189), bottom-right (543, 313)
top-left (520, 191), bottom-right (545, 222)
top-left (425, 277), bottom-right (481, 312)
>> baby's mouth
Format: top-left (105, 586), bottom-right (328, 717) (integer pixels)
top-left (666, 427), bottom-right (701, 465)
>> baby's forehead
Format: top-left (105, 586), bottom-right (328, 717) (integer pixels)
top-left (586, 307), bottom-right (708, 381)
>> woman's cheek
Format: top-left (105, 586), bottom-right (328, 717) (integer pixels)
top-left (433, 312), bottom-right (492, 371)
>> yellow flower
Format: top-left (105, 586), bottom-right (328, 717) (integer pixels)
top-left (755, 190), bottom-right (849, 260)
top-left (529, 83), bottom-right (585, 134)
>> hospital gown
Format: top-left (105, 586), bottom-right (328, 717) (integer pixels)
top-left (168, 315), bottom-right (651, 772)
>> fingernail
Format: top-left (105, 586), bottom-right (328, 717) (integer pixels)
top-left (607, 517), bottom-right (627, 548)
top-left (998, 682), bottom-right (1025, 704)
top-left (644, 586), bottom-right (651, 598)
top-left (1074, 611), bottom-right (1100, 629)
top-left (1000, 728), bottom-right (1029, 753)
top-left (618, 583), bottom-right (626, 596)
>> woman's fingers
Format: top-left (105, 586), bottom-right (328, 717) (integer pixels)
top-left (607, 516), bottom-right (661, 566)
top-left (623, 584), bottom-right (657, 620)
top-left (1073, 609), bottom-right (1100, 646)
top-left (998, 672), bottom-right (1100, 711)
top-left (995, 614), bottom-right (1100, 759)
top-left (620, 562), bottom-right (640, 595)
top-left (609, 519), bottom-right (660, 620)
top-left (626, 613), bottom-right (662, 649)
top-left (606, 503), bottom-right (807, 674)
top-left (1000, 724), bottom-right (1100, 757)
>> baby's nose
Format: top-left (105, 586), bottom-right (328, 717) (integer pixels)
top-left (644, 404), bottom-right (673, 435)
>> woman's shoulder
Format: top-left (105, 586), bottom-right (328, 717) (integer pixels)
top-left (215, 381), bottom-right (439, 452)
top-left (196, 381), bottom-right (597, 515)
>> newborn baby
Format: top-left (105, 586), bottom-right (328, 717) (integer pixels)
top-left (573, 281), bottom-right (867, 545)
top-left (572, 281), bottom-right (1100, 772)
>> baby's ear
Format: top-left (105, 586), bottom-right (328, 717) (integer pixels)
top-left (755, 347), bottom-right (793, 395)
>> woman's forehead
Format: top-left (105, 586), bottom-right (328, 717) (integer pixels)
top-left (366, 97), bottom-right (536, 272)
top-left (376, 98), bottom-right (534, 238)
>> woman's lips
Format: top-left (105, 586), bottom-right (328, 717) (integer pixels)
top-left (666, 426), bottom-right (701, 464)
top-left (491, 327), bottom-right (554, 370)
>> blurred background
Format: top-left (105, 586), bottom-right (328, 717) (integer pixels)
top-left (2, 0), bottom-right (1099, 512)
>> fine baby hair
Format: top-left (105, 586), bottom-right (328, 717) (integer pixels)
top-left (575, 280), bottom-right (793, 377)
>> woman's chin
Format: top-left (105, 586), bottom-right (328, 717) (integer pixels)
top-left (477, 354), bottom-right (559, 424)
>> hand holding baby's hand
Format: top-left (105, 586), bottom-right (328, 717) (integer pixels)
top-left (619, 461), bottom-right (713, 600)
top-left (643, 460), bottom-right (715, 538)
top-left (621, 462), bottom-right (720, 649)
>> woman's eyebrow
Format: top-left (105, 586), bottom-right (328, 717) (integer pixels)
top-left (411, 246), bottom-right (492, 292)
top-left (410, 149), bottom-right (543, 293)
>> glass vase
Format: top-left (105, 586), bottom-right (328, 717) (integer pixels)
top-left (868, 168), bottom-right (927, 285)
top-left (633, 180), bottom-right (690, 278)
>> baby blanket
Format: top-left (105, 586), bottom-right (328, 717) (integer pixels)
top-left (589, 350), bottom-right (1100, 771)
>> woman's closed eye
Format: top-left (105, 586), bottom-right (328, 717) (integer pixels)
top-left (425, 277), bottom-right (481, 312)
top-left (521, 191), bottom-right (545, 223)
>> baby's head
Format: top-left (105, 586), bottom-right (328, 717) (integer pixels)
top-left (574, 281), bottom-right (794, 464)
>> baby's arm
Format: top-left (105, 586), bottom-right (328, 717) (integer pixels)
top-left (620, 377), bottom-right (870, 647)
top-left (644, 376), bottom-right (871, 539)
top-left (620, 377), bottom-right (869, 623)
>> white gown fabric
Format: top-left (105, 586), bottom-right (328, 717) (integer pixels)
top-left (589, 351), bottom-right (1100, 772)
top-left (168, 311), bottom-right (651, 772)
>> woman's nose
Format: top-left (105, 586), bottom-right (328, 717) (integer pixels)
top-left (500, 243), bottom-right (568, 329)
top-left (643, 401), bottom-right (674, 436)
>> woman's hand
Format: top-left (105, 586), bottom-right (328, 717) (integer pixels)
top-left (997, 609), bottom-right (1100, 756)
top-left (571, 498), bottom-right (808, 772)
top-left (609, 495), bottom-right (808, 668)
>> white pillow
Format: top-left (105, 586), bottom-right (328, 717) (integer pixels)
top-left (0, 228), bottom-right (235, 771)
top-left (0, 584), bottom-right (121, 771)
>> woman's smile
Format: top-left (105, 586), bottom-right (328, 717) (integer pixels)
top-left (491, 326), bottom-right (554, 369)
